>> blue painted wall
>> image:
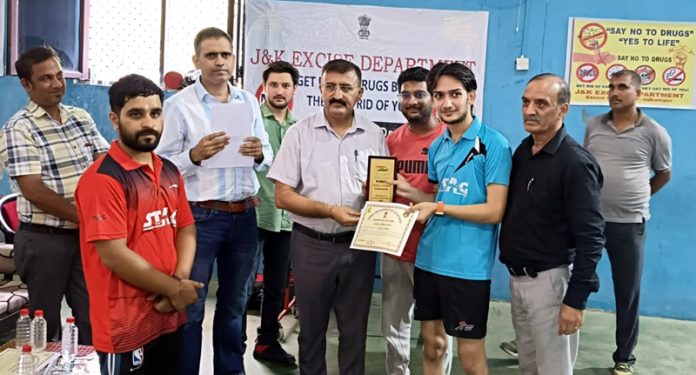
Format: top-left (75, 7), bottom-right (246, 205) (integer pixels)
top-left (0, 78), bottom-right (114, 191)
top-left (1, 0), bottom-right (694, 320)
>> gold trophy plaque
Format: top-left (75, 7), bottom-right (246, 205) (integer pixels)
top-left (367, 156), bottom-right (397, 202)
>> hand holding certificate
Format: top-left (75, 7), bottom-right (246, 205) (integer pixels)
top-left (350, 201), bottom-right (418, 257)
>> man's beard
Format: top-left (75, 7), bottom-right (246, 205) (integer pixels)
top-left (120, 127), bottom-right (161, 152)
top-left (401, 104), bottom-right (432, 125)
top-left (441, 112), bottom-right (468, 125)
top-left (267, 96), bottom-right (289, 110)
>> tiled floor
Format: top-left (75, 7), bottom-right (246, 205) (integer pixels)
top-left (60, 286), bottom-right (696, 374)
top-left (201, 292), bottom-right (696, 374)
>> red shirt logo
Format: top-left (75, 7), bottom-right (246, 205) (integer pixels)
top-left (142, 208), bottom-right (177, 231)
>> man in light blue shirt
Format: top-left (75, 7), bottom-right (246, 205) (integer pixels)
top-left (156, 27), bottom-right (272, 375)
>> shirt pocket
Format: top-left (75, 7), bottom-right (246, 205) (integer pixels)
top-left (352, 149), bottom-right (376, 182)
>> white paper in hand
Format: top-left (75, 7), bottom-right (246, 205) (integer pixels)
top-left (203, 102), bottom-right (254, 168)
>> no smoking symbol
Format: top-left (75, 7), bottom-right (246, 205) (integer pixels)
top-left (576, 63), bottom-right (599, 82)
top-left (663, 67), bottom-right (685, 86)
top-left (578, 23), bottom-right (608, 50)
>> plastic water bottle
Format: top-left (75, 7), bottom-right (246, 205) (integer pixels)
top-left (15, 308), bottom-right (31, 348)
top-left (30, 309), bottom-right (47, 352)
top-left (17, 344), bottom-right (34, 375)
top-left (61, 316), bottom-right (79, 366)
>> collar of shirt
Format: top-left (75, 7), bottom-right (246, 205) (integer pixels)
top-left (108, 140), bottom-right (162, 179)
top-left (523, 124), bottom-right (568, 156)
top-left (26, 100), bottom-right (68, 122)
top-left (312, 110), bottom-right (366, 135)
top-left (193, 79), bottom-right (243, 104)
top-left (602, 108), bottom-right (646, 131)
top-left (442, 116), bottom-right (482, 143)
top-left (403, 121), bottom-right (446, 140)
top-left (260, 101), bottom-right (296, 126)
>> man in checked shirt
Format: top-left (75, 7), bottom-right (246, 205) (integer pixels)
top-left (0, 46), bottom-right (110, 344)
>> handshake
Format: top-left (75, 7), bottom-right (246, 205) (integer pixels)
top-left (149, 276), bottom-right (205, 314)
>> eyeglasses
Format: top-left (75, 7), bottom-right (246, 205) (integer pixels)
top-left (397, 91), bottom-right (429, 100)
top-left (321, 83), bottom-right (356, 94)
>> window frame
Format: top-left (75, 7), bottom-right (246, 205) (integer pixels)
top-left (7, 0), bottom-right (90, 80)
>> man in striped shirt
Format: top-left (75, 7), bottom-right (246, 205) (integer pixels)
top-left (1, 46), bottom-right (109, 344)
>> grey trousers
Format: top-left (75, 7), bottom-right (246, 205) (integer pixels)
top-left (510, 266), bottom-right (578, 375)
top-left (290, 228), bottom-right (376, 375)
top-left (380, 255), bottom-right (452, 375)
top-left (14, 226), bottom-right (92, 344)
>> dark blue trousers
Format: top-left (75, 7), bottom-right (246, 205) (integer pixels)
top-left (605, 220), bottom-right (645, 365)
top-left (180, 206), bottom-right (258, 375)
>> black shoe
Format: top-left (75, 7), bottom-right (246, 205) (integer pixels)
top-left (253, 341), bottom-right (297, 367)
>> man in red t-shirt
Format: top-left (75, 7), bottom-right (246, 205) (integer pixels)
top-left (382, 67), bottom-right (451, 375)
top-left (75, 74), bottom-right (203, 375)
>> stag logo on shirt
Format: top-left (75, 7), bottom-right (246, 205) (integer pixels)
top-left (142, 207), bottom-right (177, 231)
top-left (440, 177), bottom-right (469, 197)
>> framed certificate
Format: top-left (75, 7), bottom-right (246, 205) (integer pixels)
top-left (350, 201), bottom-right (418, 256)
top-left (367, 156), bottom-right (396, 203)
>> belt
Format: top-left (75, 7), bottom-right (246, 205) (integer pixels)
top-left (19, 223), bottom-right (78, 235)
top-left (191, 197), bottom-right (259, 213)
top-left (292, 223), bottom-right (354, 243)
top-left (506, 264), bottom-right (561, 278)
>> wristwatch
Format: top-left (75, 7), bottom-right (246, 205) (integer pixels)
top-left (434, 201), bottom-right (445, 216)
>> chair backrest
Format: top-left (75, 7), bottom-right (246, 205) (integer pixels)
top-left (0, 194), bottom-right (19, 243)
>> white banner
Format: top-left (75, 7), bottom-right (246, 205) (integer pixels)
top-left (244, 0), bottom-right (489, 126)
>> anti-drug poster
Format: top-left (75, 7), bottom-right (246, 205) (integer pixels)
top-left (566, 17), bottom-right (696, 109)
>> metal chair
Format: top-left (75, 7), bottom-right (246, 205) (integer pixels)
top-left (0, 193), bottom-right (19, 278)
top-left (0, 193), bottom-right (28, 343)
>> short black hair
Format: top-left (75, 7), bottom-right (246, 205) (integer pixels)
top-left (109, 74), bottom-right (164, 114)
top-left (610, 69), bottom-right (642, 88)
top-left (321, 59), bottom-right (362, 85)
top-left (15, 46), bottom-right (61, 81)
top-left (528, 73), bottom-right (570, 105)
top-left (397, 67), bottom-right (429, 90)
top-left (194, 27), bottom-right (232, 55)
top-left (426, 62), bottom-right (477, 94)
top-left (263, 60), bottom-right (299, 86)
